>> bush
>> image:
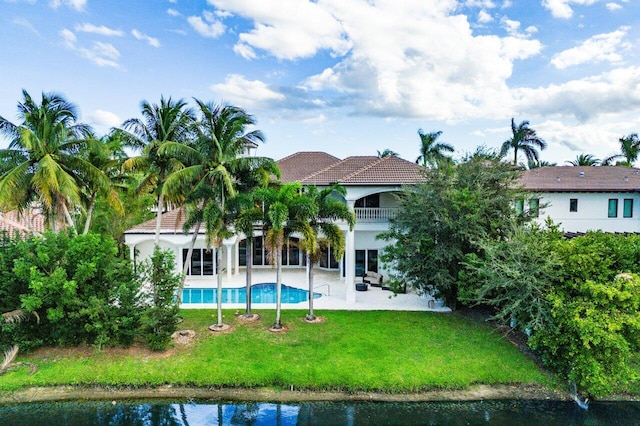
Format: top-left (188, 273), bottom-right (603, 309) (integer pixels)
top-left (140, 246), bottom-right (181, 351)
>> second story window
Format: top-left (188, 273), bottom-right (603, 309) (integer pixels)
top-left (569, 198), bottom-right (578, 212)
top-left (529, 198), bottom-right (540, 218)
top-left (355, 194), bottom-right (380, 208)
top-left (608, 199), bottom-right (618, 218)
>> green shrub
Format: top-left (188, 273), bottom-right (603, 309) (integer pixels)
top-left (140, 246), bottom-right (181, 351)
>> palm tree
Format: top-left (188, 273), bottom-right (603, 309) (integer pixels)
top-left (0, 90), bottom-right (107, 231)
top-left (602, 134), bottom-right (640, 166)
top-left (377, 149), bottom-right (398, 158)
top-left (119, 96), bottom-right (196, 244)
top-left (526, 159), bottom-right (557, 169)
top-left (291, 184), bottom-right (355, 322)
top-left (500, 118), bottom-right (547, 166)
top-left (415, 130), bottom-right (454, 168)
top-left (256, 182), bottom-right (302, 330)
top-left (566, 154), bottom-right (600, 167)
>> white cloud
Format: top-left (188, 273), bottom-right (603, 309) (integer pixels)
top-left (187, 11), bottom-right (225, 38)
top-left (550, 27), bottom-right (630, 69)
top-left (464, 0), bottom-right (496, 7)
top-left (75, 23), bottom-right (124, 37)
top-left (514, 66), bottom-right (640, 121)
top-left (606, 2), bottom-right (622, 10)
top-left (88, 109), bottom-right (121, 128)
top-left (167, 8), bottom-right (180, 16)
top-left (542, 0), bottom-right (599, 19)
top-left (303, 114), bottom-right (327, 124)
top-left (13, 17), bottom-right (39, 35)
top-left (477, 10), bottom-right (493, 23)
top-left (59, 29), bottom-right (120, 68)
top-left (49, 0), bottom-right (86, 11)
top-left (132, 29), bottom-right (161, 47)
top-left (210, 74), bottom-right (285, 109)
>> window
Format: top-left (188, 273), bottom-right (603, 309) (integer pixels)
top-left (529, 198), bottom-right (540, 218)
top-left (608, 199), bottom-right (618, 218)
top-left (569, 198), bottom-right (578, 212)
top-left (183, 248), bottom-right (214, 276)
top-left (624, 199), bottom-right (633, 218)
top-left (355, 194), bottom-right (380, 208)
top-left (515, 199), bottom-right (524, 215)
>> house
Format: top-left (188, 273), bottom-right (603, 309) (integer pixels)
top-left (123, 152), bottom-right (425, 304)
top-left (0, 209), bottom-right (47, 237)
top-left (520, 166), bottom-right (640, 233)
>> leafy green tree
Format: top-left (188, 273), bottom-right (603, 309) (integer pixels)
top-left (290, 184), bottom-right (355, 321)
top-left (120, 96), bottom-right (196, 244)
top-left (566, 153), bottom-right (600, 166)
top-left (0, 90), bottom-right (107, 231)
top-left (500, 118), bottom-right (547, 166)
top-left (379, 151), bottom-right (529, 308)
top-left (415, 130), bottom-right (454, 168)
top-left (140, 246), bottom-right (181, 351)
top-left (603, 133), bottom-right (640, 166)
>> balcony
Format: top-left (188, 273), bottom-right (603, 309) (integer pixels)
top-left (355, 208), bottom-right (398, 222)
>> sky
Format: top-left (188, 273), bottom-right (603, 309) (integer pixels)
top-left (1, 0), bottom-right (639, 165)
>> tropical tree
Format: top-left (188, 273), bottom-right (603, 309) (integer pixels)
top-left (291, 184), bottom-right (355, 321)
top-left (119, 96), bottom-right (196, 244)
top-left (0, 90), bottom-right (107, 231)
top-left (377, 149), bottom-right (398, 158)
top-left (415, 130), bottom-right (454, 168)
top-left (256, 182), bottom-right (303, 330)
top-left (566, 154), bottom-right (600, 167)
top-left (500, 118), bottom-right (547, 166)
top-left (161, 101), bottom-right (278, 317)
top-left (602, 133), bottom-right (640, 166)
top-left (526, 159), bottom-right (556, 169)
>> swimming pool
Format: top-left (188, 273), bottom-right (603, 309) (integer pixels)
top-left (181, 283), bottom-right (322, 304)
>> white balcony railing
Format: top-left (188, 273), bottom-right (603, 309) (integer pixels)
top-left (354, 208), bottom-right (398, 222)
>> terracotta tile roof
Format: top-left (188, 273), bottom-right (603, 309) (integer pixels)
top-left (126, 207), bottom-right (195, 234)
top-left (278, 153), bottom-right (425, 185)
top-left (277, 152), bottom-right (341, 183)
top-left (0, 210), bottom-right (46, 236)
top-left (520, 166), bottom-right (640, 192)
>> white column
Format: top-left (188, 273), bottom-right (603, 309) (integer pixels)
top-left (234, 241), bottom-right (240, 275)
top-left (128, 244), bottom-right (135, 260)
top-left (225, 243), bottom-right (233, 279)
top-left (345, 200), bottom-right (356, 303)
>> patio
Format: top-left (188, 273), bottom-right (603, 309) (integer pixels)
top-left (181, 268), bottom-right (450, 312)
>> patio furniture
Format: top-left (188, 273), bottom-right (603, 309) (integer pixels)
top-left (355, 282), bottom-right (369, 291)
top-left (362, 271), bottom-right (383, 287)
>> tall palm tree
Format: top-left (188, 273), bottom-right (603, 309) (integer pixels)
top-left (415, 130), bottom-right (454, 168)
top-left (500, 118), bottom-right (547, 166)
top-left (566, 154), bottom-right (600, 167)
top-left (290, 184), bottom-right (355, 322)
top-left (0, 90), bottom-right (106, 231)
top-left (161, 101), bottom-right (278, 315)
top-left (256, 182), bottom-right (303, 330)
top-left (602, 134), bottom-right (640, 166)
top-left (119, 96), bottom-right (196, 244)
top-left (377, 149), bottom-right (398, 158)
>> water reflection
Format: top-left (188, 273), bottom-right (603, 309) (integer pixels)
top-left (0, 399), bottom-right (638, 425)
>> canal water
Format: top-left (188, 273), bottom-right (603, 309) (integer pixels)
top-left (0, 399), bottom-right (638, 425)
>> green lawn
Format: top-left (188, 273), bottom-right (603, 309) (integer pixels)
top-left (0, 310), bottom-right (550, 393)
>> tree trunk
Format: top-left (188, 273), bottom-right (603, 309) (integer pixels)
top-left (245, 238), bottom-right (253, 316)
top-left (82, 193), bottom-right (97, 235)
top-left (274, 245), bottom-right (282, 328)
top-left (216, 243), bottom-right (223, 327)
top-left (62, 202), bottom-right (77, 235)
top-left (176, 220), bottom-right (202, 305)
top-left (154, 192), bottom-right (164, 245)
top-left (306, 253), bottom-right (315, 320)
top-left (513, 148), bottom-right (518, 166)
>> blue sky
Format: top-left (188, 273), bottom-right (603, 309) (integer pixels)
top-left (1, 0), bottom-right (639, 165)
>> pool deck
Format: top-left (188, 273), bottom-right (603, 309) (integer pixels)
top-left (182, 268), bottom-right (450, 312)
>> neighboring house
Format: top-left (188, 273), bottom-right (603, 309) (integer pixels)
top-left (124, 151), bottom-right (425, 302)
top-left (0, 209), bottom-right (47, 237)
top-left (521, 166), bottom-right (640, 233)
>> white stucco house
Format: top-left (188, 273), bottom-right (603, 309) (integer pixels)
top-left (520, 166), bottom-right (640, 234)
top-left (124, 151), bottom-right (425, 306)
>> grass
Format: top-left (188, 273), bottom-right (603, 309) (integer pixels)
top-left (0, 310), bottom-right (551, 393)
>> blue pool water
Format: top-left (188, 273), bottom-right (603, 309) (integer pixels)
top-left (181, 283), bottom-right (322, 304)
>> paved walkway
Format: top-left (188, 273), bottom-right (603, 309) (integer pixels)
top-left (182, 268), bottom-right (450, 312)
